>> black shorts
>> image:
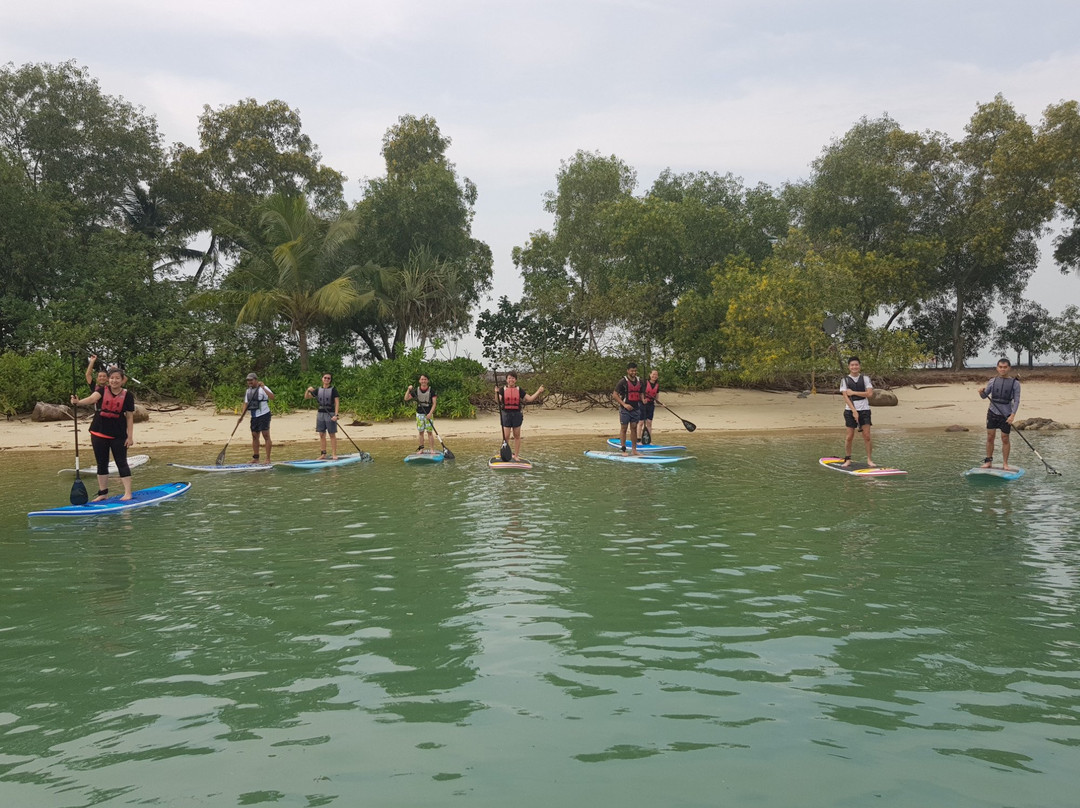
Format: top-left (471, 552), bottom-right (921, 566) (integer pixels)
top-left (844, 409), bottom-right (871, 429)
top-left (250, 412), bottom-right (272, 433)
top-left (500, 410), bottom-right (523, 429)
top-left (986, 411), bottom-right (1012, 434)
top-left (642, 402), bottom-right (656, 420)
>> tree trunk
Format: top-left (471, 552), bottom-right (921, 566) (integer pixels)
top-left (297, 326), bottom-right (309, 372)
top-left (951, 285), bottom-right (966, 370)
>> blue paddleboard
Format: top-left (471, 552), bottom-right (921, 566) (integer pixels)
top-left (964, 466), bottom-right (1025, 481)
top-left (277, 452), bottom-right (371, 469)
top-left (584, 450), bottom-right (692, 465)
top-left (29, 482), bottom-right (191, 518)
top-left (606, 438), bottom-right (686, 452)
top-left (404, 451), bottom-right (444, 464)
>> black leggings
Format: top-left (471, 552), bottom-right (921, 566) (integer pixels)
top-left (91, 433), bottom-right (130, 477)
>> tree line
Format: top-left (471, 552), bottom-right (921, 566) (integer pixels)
top-left (2, 60), bottom-right (1079, 416)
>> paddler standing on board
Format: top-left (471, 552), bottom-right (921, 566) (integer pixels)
top-left (978, 357), bottom-right (1020, 470)
top-left (405, 375), bottom-right (437, 454)
top-left (641, 369), bottom-right (661, 445)
top-left (238, 372), bottom-right (275, 464)
top-left (71, 365), bottom-right (135, 501)
top-left (305, 372), bottom-right (340, 460)
top-left (497, 371), bottom-right (545, 460)
top-left (613, 362), bottom-right (645, 456)
top-left (840, 356), bottom-right (876, 468)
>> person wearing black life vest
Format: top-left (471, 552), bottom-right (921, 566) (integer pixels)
top-left (978, 358), bottom-right (1021, 470)
top-left (497, 371), bottom-right (545, 460)
top-left (70, 365), bottom-right (135, 501)
top-left (237, 372), bottom-right (275, 464)
top-left (404, 375), bottom-right (437, 453)
top-left (305, 373), bottom-right (340, 459)
top-left (613, 362), bottom-right (645, 456)
top-left (840, 356), bottom-right (876, 468)
top-left (641, 369), bottom-right (661, 445)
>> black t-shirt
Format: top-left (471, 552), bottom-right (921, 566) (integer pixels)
top-left (89, 386), bottom-right (135, 439)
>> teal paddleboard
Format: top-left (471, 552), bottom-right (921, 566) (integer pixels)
top-left (29, 482), bottom-right (191, 518)
top-left (404, 451), bottom-right (444, 464)
top-left (277, 452), bottom-right (371, 469)
top-left (964, 466), bottom-right (1025, 480)
top-left (606, 438), bottom-right (686, 452)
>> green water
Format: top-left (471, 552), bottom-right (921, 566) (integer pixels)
top-left (2, 430), bottom-right (1078, 807)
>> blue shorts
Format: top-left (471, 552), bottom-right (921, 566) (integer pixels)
top-left (619, 405), bottom-right (643, 425)
top-left (250, 412), bottom-right (271, 433)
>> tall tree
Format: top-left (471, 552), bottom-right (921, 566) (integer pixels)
top-left (163, 98), bottom-right (346, 285)
top-left (992, 300), bottom-right (1053, 368)
top-left (347, 114), bottom-right (492, 359)
top-left (1038, 100), bottom-right (1080, 273)
top-left (214, 194), bottom-right (367, 372)
top-left (0, 60), bottom-right (163, 226)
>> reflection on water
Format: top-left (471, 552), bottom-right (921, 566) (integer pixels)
top-left (1, 433), bottom-right (1078, 806)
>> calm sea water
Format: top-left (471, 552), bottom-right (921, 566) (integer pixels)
top-left (2, 429), bottom-right (1078, 807)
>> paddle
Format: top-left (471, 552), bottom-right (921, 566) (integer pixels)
top-left (69, 354), bottom-right (88, 505)
top-left (337, 423), bottom-right (368, 459)
top-left (424, 417), bottom-right (455, 460)
top-left (661, 402), bottom-right (696, 432)
top-left (495, 369), bottom-right (512, 462)
top-left (1013, 426), bottom-right (1062, 475)
top-left (216, 417), bottom-right (243, 466)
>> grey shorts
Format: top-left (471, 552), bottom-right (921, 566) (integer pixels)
top-left (250, 412), bottom-right (271, 433)
top-left (316, 411), bottom-right (337, 433)
top-left (619, 405), bottom-right (643, 425)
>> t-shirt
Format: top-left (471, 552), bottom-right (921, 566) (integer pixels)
top-left (840, 374), bottom-right (873, 412)
top-left (89, 386), bottom-right (135, 439)
top-left (246, 385), bottom-right (273, 419)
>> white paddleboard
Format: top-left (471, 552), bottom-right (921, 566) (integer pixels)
top-left (964, 466), bottom-right (1025, 480)
top-left (168, 462), bottom-right (274, 472)
top-left (59, 454), bottom-right (150, 475)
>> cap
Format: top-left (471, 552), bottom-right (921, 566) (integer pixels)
top-left (246, 372), bottom-right (258, 381)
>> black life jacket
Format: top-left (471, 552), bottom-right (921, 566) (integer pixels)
top-left (845, 374), bottom-right (868, 393)
top-left (99, 386), bottom-right (127, 419)
top-left (247, 387), bottom-right (266, 414)
top-left (625, 377), bottom-right (643, 403)
top-left (988, 377), bottom-right (1018, 406)
top-left (501, 385), bottom-right (521, 411)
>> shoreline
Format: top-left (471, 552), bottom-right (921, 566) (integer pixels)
top-left (2, 381), bottom-right (1076, 455)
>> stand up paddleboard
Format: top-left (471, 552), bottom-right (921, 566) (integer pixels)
top-left (964, 466), bottom-right (1025, 481)
top-left (29, 482), bottom-right (191, 518)
top-left (606, 438), bottom-right (686, 453)
top-left (276, 452), bottom-right (372, 469)
top-left (584, 450), bottom-right (692, 465)
top-left (819, 457), bottom-right (907, 477)
top-left (59, 454), bottom-right (150, 475)
top-left (488, 456), bottom-right (533, 470)
top-left (404, 451), bottom-right (444, 464)
top-left (168, 462), bottom-right (273, 472)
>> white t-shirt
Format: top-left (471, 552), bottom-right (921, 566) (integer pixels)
top-left (840, 374), bottom-right (872, 412)
top-left (246, 385), bottom-right (273, 418)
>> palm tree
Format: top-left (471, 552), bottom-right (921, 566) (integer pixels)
top-left (217, 194), bottom-right (369, 371)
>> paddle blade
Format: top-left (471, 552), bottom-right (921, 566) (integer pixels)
top-left (682, 419), bottom-right (696, 432)
top-left (70, 477), bottom-right (88, 506)
top-left (442, 446), bottom-right (455, 460)
top-left (215, 446), bottom-right (227, 466)
top-left (641, 426), bottom-right (651, 445)
top-left (500, 441), bottom-right (513, 462)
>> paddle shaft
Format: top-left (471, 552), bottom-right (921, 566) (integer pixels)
top-left (424, 417), bottom-right (455, 459)
top-left (1013, 427), bottom-right (1061, 475)
top-left (69, 353), bottom-right (88, 505)
top-left (337, 423), bottom-right (366, 456)
top-left (216, 417), bottom-right (243, 465)
top-left (661, 402), bottom-right (696, 432)
top-left (494, 368), bottom-right (512, 461)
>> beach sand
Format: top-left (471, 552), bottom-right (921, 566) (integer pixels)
top-left (2, 380), bottom-right (1077, 456)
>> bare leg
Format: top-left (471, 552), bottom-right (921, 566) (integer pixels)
top-left (982, 431), bottom-right (995, 467)
top-left (252, 431), bottom-right (260, 461)
top-left (863, 425), bottom-right (875, 466)
top-left (262, 431), bottom-right (272, 463)
top-left (629, 422), bottom-right (640, 456)
top-left (513, 427), bottom-right (522, 459)
top-left (619, 421), bottom-right (628, 451)
top-left (1001, 432), bottom-right (1012, 470)
top-left (119, 475), bottom-right (133, 500)
top-left (319, 431), bottom-right (327, 455)
top-left (843, 427), bottom-right (855, 466)
top-left (94, 474), bottom-right (110, 501)
top-left (330, 432), bottom-right (338, 459)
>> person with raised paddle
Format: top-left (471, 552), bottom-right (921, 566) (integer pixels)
top-left (305, 372), bottom-right (340, 460)
top-left (237, 372), bottom-right (275, 464)
top-left (497, 371), bottom-right (544, 461)
top-left (840, 356), bottom-right (876, 469)
top-left (71, 365), bottom-right (135, 501)
top-left (405, 375), bottom-right (438, 454)
top-left (613, 362), bottom-right (645, 456)
top-left (978, 357), bottom-right (1021, 471)
top-left (85, 354), bottom-right (108, 397)
top-left (641, 369), bottom-right (662, 445)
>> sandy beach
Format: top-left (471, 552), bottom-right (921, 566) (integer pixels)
top-left (2, 380), bottom-right (1077, 455)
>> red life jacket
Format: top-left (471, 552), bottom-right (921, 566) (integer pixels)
top-left (100, 386), bottom-right (127, 419)
top-left (501, 385), bottom-right (521, 410)
top-left (644, 380), bottom-right (659, 402)
top-left (625, 377), bottom-right (642, 403)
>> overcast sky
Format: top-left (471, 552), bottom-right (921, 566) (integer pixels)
top-left (4, 0), bottom-right (1079, 362)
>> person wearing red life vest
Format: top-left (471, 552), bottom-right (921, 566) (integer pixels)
top-left (613, 361), bottom-right (645, 456)
top-left (641, 369), bottom-right (662, 444)
top-left (70, 366), bottom-right (135, 501)
top-left (497, 371), bottom-right (545, 460)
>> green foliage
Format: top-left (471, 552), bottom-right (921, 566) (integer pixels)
top-left (529, 353), bottom-right (629, 402)
top-left (0, 351), bottom-right (77, 412)
top-left (992, 300), bottom-right (1053, 367)
top-left (1051, 305), bottom-right (1080, 368)
top-left (474, 296), bottom-right (574, 371)
top-left (349, 349), bottom-right (485, 421)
